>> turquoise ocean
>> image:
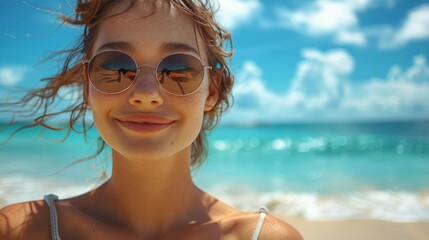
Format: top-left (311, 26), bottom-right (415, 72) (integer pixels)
top-left (1, 121), bottom-right (429, 222)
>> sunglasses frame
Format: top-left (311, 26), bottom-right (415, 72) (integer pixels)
top-left (83, 50), bottom-right (213, 96)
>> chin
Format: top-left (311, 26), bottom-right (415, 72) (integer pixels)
top-left (112, 142), bottom-right (190, 162)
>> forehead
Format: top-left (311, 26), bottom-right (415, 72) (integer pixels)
top-left (92, 1), bottom-right (203, 57)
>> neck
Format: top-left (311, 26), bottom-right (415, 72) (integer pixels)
top-left (92, 148), bottom-right (209, 238)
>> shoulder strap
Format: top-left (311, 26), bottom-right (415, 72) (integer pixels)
top-left (44, 194), bottom-right (62, 240)
top-left (251, 206), bottom-right (269, 240)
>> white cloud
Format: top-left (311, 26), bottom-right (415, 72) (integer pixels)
top-left (215, 0), bottom-right (427, 50)
top-left (224, 52), bottom-right (429, 124)
top-left (229, 62), bottom-right (288, 123)
top-left (275, 0), bottom-right (369, 46)
top-left (342, 56), bottom-right (429, 118)
top-left (216, 0), bottom-right (262, 29)
top-left (0, 66), bottom-right (28, 86)
top-left (289, 49), bottom-right (353, 110)
top-left (379, 5), bottom-right (429, 49)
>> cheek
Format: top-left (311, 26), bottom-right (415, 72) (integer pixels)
top-left (88, 88), bottom-right (112, 111)
top-left (185, 92), bottom-right (208, 117)
top-left (88, 89), bottom-right (113, 128)
top-left (89, 97), bottom-right (103, 120)
top-left (177, 93), bottom-right (207, 136)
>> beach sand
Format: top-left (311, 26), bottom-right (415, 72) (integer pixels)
top-left (286, 217), bottom-right (429, 240)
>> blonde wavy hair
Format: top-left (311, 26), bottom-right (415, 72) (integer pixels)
top-left (1, 0), bottom-right (233, 168)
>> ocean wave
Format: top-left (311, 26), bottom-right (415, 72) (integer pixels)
top-left (1, 175), bottom-right (428, 223)
top-left (206, 185), bottom-right (429, 223)
top-left (0, 174), bottom-right (97, 205)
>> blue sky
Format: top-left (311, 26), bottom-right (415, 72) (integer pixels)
top-left (1, 0), bottom-right (429, 124)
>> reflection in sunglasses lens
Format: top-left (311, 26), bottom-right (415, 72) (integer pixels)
top-left (158, 54), bottom-right (203, 95)
top-left (89, 51), bottom-right (136, 94)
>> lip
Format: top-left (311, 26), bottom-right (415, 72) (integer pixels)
top-left (116, 114), bottom-right (175, 133)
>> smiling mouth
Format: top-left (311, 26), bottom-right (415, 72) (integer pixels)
top-left (118, 121), bottom-right (174, 132)
top-left (116, 115), bottom-right (175, 133)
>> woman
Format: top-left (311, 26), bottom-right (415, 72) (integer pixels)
top-left (0, 0), bottom-right (302, 239)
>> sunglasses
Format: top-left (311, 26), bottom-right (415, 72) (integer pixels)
top-left (84, 50), bottom-right (212, 96)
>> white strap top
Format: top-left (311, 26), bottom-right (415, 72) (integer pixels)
top-left (44, 194), bottom-right (62, 240)
top-left (44, 194), bottom-right (268, 240)
top-left (251, 206), bottom-right (269, 240)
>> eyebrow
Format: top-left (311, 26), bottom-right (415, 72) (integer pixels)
top-left (96, 41), bottom-right (135, 52)
top-left (160, 42), bottom-right (199, 54)
top-left (96, 41), bottom-right (199, 54)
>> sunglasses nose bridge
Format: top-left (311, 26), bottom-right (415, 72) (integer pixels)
top-left (133, 64), bottom-right (160, 87)
top-left (135, 64), bottom-right (157, 81)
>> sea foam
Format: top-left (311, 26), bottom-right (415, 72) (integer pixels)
top-left (1, 174), bottom-right (429, 223)
top-left (206, 184), bottom-right (429, 223)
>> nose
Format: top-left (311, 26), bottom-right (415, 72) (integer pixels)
top-left (128, 65), bottom-right (163, 108)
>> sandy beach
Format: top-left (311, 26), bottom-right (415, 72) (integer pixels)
top-left (286, 217), bottom-right (429, 240)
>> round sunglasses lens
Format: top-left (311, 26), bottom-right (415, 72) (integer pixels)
top-left (88, 51), bottom-right (136, 93)
top-left (157, 54), bottom-right (204, 95)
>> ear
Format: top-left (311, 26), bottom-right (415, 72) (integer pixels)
top-left (204, 69), bottom-right (222, 112)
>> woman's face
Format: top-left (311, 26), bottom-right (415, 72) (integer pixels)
top-left (87, 2), bottom-right (217, 161)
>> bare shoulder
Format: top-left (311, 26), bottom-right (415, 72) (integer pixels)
top-left (0, 200), bottom-right (51, 240)
top-left (258, 214), bottom-right (303, 240)
top-left (225, 211), bottom-right (303, 240)
top-left (208, 197), bottom-right (302, 240)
